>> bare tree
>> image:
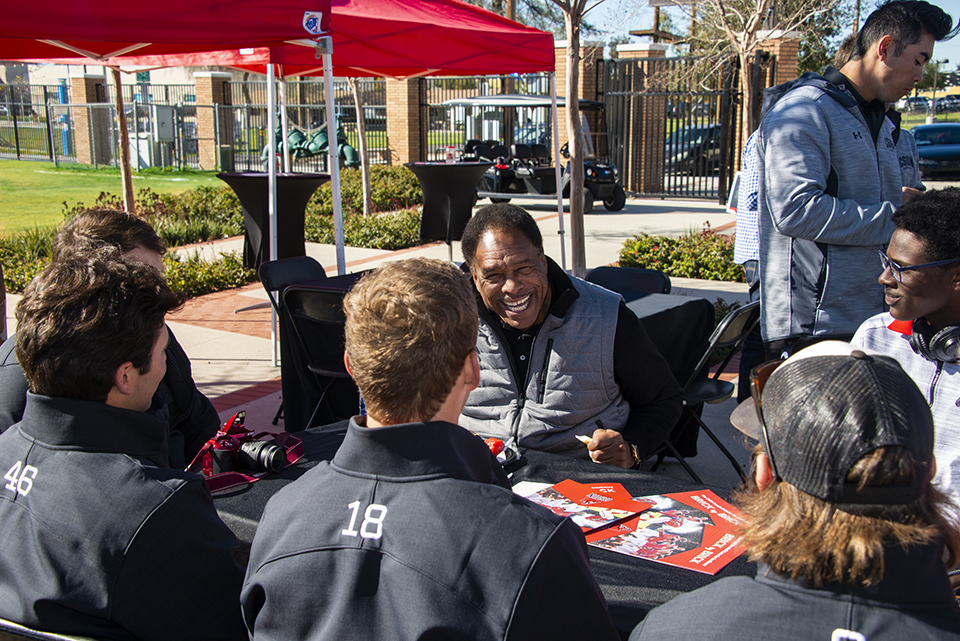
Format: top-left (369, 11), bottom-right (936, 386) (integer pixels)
top-left (679, 0), bottom-right (844, 137)
top-left (346, 77), bottom-right (373, 215)
top-left (548, 0), bottom-right (607, 277)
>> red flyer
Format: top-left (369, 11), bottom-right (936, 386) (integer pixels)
top-left (585, 489), bottom-right (748, 575)
top-left (525, 479), bottom-right (649, 532)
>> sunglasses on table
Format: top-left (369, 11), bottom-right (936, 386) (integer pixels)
top-left (878, 249), bottom-right (960, 283)
top-left (749, 359), bottom-right (785, 481)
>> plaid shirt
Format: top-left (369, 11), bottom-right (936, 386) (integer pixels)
top-left (734, 131), bottom-right (760, 265)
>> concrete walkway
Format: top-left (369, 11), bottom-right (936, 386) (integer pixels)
top-left (4, 193), bottom-right (754, 489)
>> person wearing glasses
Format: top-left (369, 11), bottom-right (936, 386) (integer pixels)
top-left (853, 187), bottom-right (960, 504)
top-left (632, 342), bottom-right (960, 640)
top-left (757, 1), bottom-right (955, 360)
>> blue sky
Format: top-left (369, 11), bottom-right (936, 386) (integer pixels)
top-left (590, 0), bottom-right (960, 73)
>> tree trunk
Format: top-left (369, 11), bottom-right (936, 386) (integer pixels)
top-left (564, 11), bottom-right (586, 278)
top-left (111, 68), bottom-right (135, 213)
top-left (740, 52), bottom-right (757, 144)
top-left (347, 77), bottom-right (373, 215)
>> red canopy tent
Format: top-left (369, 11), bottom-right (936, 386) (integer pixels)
top-left (2, 0), bottom-right (331, 60)
top-left (97, 0), bottom-right (560, 275)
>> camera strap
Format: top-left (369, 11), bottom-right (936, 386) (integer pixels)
top-left (187, 431), bottom-right (304, 494)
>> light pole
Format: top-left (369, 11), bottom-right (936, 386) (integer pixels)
top-left (928, 58), bottom-right (949, 124)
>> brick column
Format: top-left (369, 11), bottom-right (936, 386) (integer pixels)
top-left (757, 30), bottom-right (802, 86)
top-left (616, 44), bottom-right (669, 194)
top-left (194, 72), bottom-right (232, 171)
top-left (69, 72), bottom-right (109, 166)
top-left (385, 78), bottom-right (420, 164)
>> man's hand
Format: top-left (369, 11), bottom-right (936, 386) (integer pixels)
top-left (902, 186), bottom-right (922, 204)
top-left (587, 429), bottom-right (636, 469)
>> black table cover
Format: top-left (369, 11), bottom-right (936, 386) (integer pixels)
top-left (217, 172), bottom-right (329, 269)
top-left (213, 421), bottom-right (754, 639)
top-left (405, 162), bottom-right (491, 243)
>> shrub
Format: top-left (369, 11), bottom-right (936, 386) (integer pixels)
top-left (163, 252), bottom-right (257, 299)
top-left (306, 207), bottom-right (421, 250)
top-left (306, 165), bottom-right (422, 217)
top-left (618, 225), bottom-right (742, 283)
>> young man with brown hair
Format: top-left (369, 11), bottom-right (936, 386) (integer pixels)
top-left (0, 250), bottom-right (246, 640)
top-left (0, 208), bottom-right (220, 468)
top-left (632, 343), bottom-right (960, 640)
top-left (241, 257), bottom-right (618, 641)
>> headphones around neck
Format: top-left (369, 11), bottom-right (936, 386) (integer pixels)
top-left (909, 318), bottom-right (960, 364)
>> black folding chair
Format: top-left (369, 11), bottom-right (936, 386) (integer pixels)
top-left (282, 287), bottom-right (358, 430)
top-left (0, 617), bottom-right (94, 641)
top-left (651, 301), bottom-right (761, 483)
top-left (257, 257), bottom-right (328, 424)
top-left (586, 266), bottom-right (671, 295)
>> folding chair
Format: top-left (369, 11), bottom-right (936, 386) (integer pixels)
top-left (282, 287), bottom-right (358, 430)
top-left (651, 301), bottom-right (761, 483)
top-left (0, 618), bottom-right (94, 641)
top-left (257, 257), bottom-right (328, 424)
top-left (585, 265), bottom-right (672, 295)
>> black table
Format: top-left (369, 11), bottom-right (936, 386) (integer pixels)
top-left (278, 272), bottom-right (368, 432)
top-left (404, 162), bottom-right (491, 244)
top-left (213, 422), bottom-right (754, 639)
top-left (628, 293), bottom-right (714, 386)
top-left (217, 172), bottom-right (329, 269)
top-left (628, 293), bottom-right (714, 458)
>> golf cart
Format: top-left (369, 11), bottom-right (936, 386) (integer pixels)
top-left (440, 94), bottom-right (626, 213)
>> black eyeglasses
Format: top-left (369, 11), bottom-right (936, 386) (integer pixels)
top-left (879, 249), bottom-right (960, 283)
top-left (749, 359), bottom-right (784, 481)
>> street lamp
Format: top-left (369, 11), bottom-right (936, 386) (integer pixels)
top-left (928, 58), bottom-right (949, 123)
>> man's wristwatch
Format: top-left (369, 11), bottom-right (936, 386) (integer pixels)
top-left (629, 444), bottom-right (641, 470)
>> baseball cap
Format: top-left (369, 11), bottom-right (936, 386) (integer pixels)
top-left (730, 341), bottom-right (934, 505)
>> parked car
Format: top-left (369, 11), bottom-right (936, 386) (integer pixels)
top-left (912, 122), bottom-right (960, 177)
top-left (898, 96), bottom-right (931, 113)
top-left (934, 95), bottom-right (960, 113)
top-left (665, 124), bottom-right (723, 175)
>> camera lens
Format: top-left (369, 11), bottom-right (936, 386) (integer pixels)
top-left (238, 440), bottom-right (287, 474)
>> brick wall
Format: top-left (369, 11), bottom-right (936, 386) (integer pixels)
top-left (69, 74), bottom-right (110, 166)
top-left (194, 72), bottom-right (233, 171)
top-left (385, 79), bottom-right (420, 165)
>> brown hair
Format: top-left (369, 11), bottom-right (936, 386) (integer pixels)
top-left (53, 208), bottom-right (166, 262)
top-left (16, 248), bottom-right (182, 402)
top-left (343, 258), bottom-right (478, 424)
top-left (736, 446), bottom-right (960, 587)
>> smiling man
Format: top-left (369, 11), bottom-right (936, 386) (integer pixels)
top-left (458, 204), bottom-right (682, 469)
top-left (757, 0), bottom-right (955, 360)
top-left (853, 187), bottom-right (960, 504)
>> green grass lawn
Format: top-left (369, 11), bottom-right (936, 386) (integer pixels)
top-left (0, 160), bottom-right (222, 235)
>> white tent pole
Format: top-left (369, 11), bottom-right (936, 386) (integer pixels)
top-left (550, 72), bottom-right (566, 272)
top-left (278, 73), bottom-right (292, 173)
top-left (267, 63), bottom-right (279, 367)
top-left (322, 48), bottom-right (345, 275)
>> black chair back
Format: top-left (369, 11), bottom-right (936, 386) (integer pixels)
top-left (474, 144), bottom-right (494, 161)
top-left (282, 287), bottom-right (358, 428)
top-left (511, 143), bottom-right (532, 159)
top-left (585, 266), bottom-right (672, 295)
top-left (684, 300), bottom-right (761, 390)
top-left (258, 256), bottom-right (327, 316)
top-left (490, 144), bottom-right (509, 159)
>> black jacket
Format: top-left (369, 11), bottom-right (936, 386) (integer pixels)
top-left (242, 418), bottom-right (619, 640)
top-left (0, 327), bottom-right (220, 468)
top-left (632, 542), bottom-right (960, 640)
top-left (0, 393), bottom-right (246, 640)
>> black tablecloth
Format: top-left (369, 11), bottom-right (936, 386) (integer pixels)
top-left (217, 172), bottom-right (329, 269)
top-left (628, 293), bottom-right (713, 387)
top-left (213, 421), bottom-right (754, 639)
top-left (405, 162), bottom-right (491, 243)
top-left (630, 293), bottom-right (715, 458)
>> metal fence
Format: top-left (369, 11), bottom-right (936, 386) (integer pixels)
top-left (0, 80), bottom-right (391, 172)
top-left (602, 55), bottom-right (745, 201)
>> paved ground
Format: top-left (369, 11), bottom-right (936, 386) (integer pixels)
top-left (4, 193), bottom-right (754, 489)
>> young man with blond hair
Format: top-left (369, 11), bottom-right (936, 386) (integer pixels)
top-left (241, 257), bottom-right (618, 641)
